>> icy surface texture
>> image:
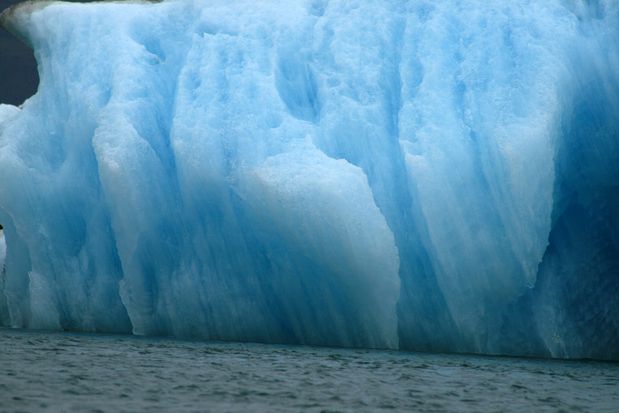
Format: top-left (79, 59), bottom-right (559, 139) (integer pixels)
top-left (0, 230), bottom-right (5, 275)
top-left (0, 0), bottom-right (617, 359)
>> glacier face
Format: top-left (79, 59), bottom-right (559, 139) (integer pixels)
top-left (0, 0), bottom-right (618, 359)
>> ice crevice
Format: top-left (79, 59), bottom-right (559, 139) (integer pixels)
top-left (0, 0), bottom-right (618, 359)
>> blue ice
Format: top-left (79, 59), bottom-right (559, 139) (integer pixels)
top-left (0, 0), bottom-right (618, 359)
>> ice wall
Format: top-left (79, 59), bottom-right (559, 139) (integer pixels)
top-left (0, 0), bottom-right (617, 359)
top-left (0, 229), bottom-right (5, 276)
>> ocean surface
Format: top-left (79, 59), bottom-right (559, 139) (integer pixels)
top-left (0, 328), bottom-right (617, 412)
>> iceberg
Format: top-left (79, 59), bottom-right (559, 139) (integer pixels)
top-left (0, 0), bottom-right (618, 359)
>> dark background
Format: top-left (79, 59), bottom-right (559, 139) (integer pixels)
top-left (0, 0), bottom-right (38, 105)
top-left (1, 0), bottom-right (103, 105)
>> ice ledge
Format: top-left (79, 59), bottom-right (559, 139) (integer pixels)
top-left (0, 1), bottom-right (53, 47)
top-left (0, 1), bottom-right (164, 47)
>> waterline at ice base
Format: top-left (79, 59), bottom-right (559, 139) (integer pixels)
top-left (0, 0), bottom-right (617, 360)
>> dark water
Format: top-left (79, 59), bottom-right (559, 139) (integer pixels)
top-left (0, 329), bottom-right (617, 412)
